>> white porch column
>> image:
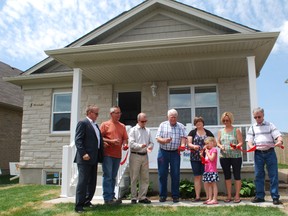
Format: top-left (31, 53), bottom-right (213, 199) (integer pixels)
top-left (247, 56), bottom-right (258, 123)
top-left (60, 68), bottom-right (82, 197)
top-left (70, 68), bottom-right (82, 143)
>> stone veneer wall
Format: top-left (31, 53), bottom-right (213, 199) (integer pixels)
top-left (218, 76), bottom-right (251, 124)
top-left (19, 84), bottom-right (112, 184)
top-left (0, 106), bottom-right (22, 174)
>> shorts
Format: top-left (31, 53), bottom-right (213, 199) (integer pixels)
top-left (190, 161), bottom-right (204, 176)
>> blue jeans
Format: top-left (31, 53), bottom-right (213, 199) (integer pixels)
top-left (102, 156), bottom-right (121, 201)
top-left (254, 149), bottom-right (279, 200)
top-left (157, 149), bottom-right (181, 198)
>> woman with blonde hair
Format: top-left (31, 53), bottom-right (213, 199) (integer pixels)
top-left (217, 112), bottom-right (243, 203)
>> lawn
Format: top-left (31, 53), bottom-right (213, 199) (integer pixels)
top-left (0, 175), bottom-right (286, 216)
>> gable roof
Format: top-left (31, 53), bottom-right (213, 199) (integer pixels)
top-left (5, 0), bottom-right (278, 85)
top-left (0, 62), bottom-right (23, 108)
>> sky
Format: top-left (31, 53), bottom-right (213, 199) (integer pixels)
top-left (0, 0), bottom-right (287, 132)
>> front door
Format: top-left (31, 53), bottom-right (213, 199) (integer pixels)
top-left (118, 92), bottom-right (141, 126)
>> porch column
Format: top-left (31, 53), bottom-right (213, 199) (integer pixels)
top-left (246, 56), bottom-right (258, 123)
top-left (70, 68), bottom-right (82, 143)
top-left (60, 68), bottom-right (82, 197)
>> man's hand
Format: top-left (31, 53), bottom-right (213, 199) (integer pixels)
top-left (82, 154), bottom-right (90, 161)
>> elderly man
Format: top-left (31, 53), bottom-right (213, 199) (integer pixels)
top-left (100, 106), bottom-right (129, 204)
top-left (246, 107), bottom-right (284, 205)
top-left (129, 113), bottom-right (154, 204)
top-left (156, 109), bottom-right (186, 203)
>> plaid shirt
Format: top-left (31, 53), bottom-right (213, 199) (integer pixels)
top-left (156, 121), bottom-right (186, 151)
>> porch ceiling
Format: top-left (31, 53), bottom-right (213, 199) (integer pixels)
top-left (45, 32), bottom-right (279, 84)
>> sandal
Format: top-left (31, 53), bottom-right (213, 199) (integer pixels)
top-left (192, 198), bottom-right (201, 202)
top-left (224, 199), bottom-right (232, 203)
top-left (233, 199), bottom-right (241, 203)
top-left (207, 200), bottom-right (219, 205)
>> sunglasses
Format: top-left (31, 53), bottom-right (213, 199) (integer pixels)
top-left (92, 112), bottom-right (99, 115)
top-left (140, 120), bottom-right (147, 123)
top-left (254, 116), bottom-right (262, 119)
top-left (222, 119), bottom-right (230, 123)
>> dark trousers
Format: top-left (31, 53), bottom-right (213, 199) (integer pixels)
top-left (75, 163), bottom-right (98, 208)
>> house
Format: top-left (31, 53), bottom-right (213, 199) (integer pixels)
top-left (0, 62), bottom-right (23, 175)
top-left (4, 0), bottom-right (279, 193)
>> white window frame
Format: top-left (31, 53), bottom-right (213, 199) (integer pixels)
top-left (51, 92), bottom-right (72, 133)
top-left (42, 169), bottom-right (62, 186)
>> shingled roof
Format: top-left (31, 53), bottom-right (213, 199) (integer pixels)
top-left (0, 62), bottom-right (23, 108)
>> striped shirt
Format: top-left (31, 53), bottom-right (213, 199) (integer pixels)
top-left (156, 121), bottom-right (186, 151)
top-left (246, 120), bottom-right (281, 151)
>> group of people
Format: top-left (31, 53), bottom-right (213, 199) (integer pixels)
top-left (74, 105), bottom-right (284, 213)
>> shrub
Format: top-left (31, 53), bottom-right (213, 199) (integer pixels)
top-left (240, 178), bottom-right (256, 197)
top-left (179, 179), bottom-right (195, 199)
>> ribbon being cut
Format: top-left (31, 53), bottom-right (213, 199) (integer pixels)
top-left (120, 145), bottom-right (129, 165)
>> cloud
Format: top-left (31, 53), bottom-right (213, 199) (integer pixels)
top-left (0, 0), bottom-right (287, 71)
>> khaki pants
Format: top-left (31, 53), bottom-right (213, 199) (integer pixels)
top-left (129, 153), bottom-right (150, 200)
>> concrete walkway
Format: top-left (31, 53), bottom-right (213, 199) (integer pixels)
top-left (45, 195), bottom-right (287, 209)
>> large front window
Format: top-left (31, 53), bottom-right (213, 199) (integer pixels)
top-left (169, 85), bottom-right (218, 125)
top-left (52, 93), bottom-right (71, 132)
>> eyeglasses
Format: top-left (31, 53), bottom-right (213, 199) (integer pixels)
top-left (140, 120), bottom-right (147, 123)
top-left (92, 112), bottom-right (99, 115)
top-left (113, 112), bottom-right (122, 115)
top-left (254, 116), bottom-right (262, 119)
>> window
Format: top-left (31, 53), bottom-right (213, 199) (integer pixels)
top-left (169, 86), bottom-right (218, 125)
top-left (169, 88), bottom-right (191, 125)
top-left (43, 170), bottom-right (62, 185)
top-left (52, 93), bottom-right (71, 132)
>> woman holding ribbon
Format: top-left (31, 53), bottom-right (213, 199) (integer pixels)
top-left (217, 112), bottom-right (243, 203)
top-left (187, 117), bottom-right (214, 202)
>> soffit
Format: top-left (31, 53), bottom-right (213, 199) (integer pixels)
top-left (43, 32), bottom-right (278, 84)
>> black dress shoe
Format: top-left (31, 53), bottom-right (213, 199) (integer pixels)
top-left (173, 197), bottom-right (179, 203)
top-left (75, 207), bottom-right (85, 213)
top-left (159, 197), bottom-right (166, 202)
top-left (273, 199), bottom-right (283, 205)
top-left (139, 198), bottom-right (151, 204)
top-left (251, 197), bottom-right (265, 203)
top-left (131, 199), bottom-right (137, 204)
top-left (84, 201), bottom-right (94, 208)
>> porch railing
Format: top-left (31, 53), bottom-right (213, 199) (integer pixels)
top-left (60, 124), bottom-right (253, 198)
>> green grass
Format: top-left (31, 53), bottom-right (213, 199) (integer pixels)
top-left (0, 184), bottom-right (286, 216)
top-left (278, 163), bottom-right (288, 169)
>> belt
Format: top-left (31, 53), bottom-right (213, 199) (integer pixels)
top-left (160, 148), bottom-right (178, 152)
top-left (255, 148), bottom-right (274, 153)
top-left (131, 152), bottom-right (147, 156)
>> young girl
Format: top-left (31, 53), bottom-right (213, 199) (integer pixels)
top-left (201, 136), bottom-right (219, 205)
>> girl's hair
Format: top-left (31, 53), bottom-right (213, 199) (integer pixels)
top-left (204, 136), bottom-right (216, 146)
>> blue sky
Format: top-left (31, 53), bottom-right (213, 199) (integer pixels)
top-left (0, 0), bottom-right (287, 132)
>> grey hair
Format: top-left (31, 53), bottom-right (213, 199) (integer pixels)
top-left (137, 112), bottom-right (146, 121)
top-left (253, 107), bottom-right (264, 115)
top-left (110, 106), bottom-right (120, 113)
top-left (167, 109), bottom-right (178, 117)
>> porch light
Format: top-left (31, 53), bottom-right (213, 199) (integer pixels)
top-left (151, 82), bottom-right (157, 97)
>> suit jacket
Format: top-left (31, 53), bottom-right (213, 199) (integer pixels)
top-left (74, 118), bottom-right (104, 164)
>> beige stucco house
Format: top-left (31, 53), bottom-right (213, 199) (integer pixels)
top-left (0, 62), bottom-right (23, 174)
top-left (5, 0), bottom-right (279, 192)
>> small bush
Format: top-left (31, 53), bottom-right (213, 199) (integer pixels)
top-left (179, 179), bottom-right (195, 199)
top-left (240, 178), bottom-right (255, 197)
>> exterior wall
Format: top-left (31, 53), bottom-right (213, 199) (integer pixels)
top-left (0, 106), bottom-right (22, 174)
top-left (19, 83), bottom-right (112, 184)
top-left (109, 13), bottom-right (217, 43)
top-left (218, 76), bottom-right (251, 124)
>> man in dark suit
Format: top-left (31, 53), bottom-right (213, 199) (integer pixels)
top-left (74, 105), bottom-right (104, 213)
